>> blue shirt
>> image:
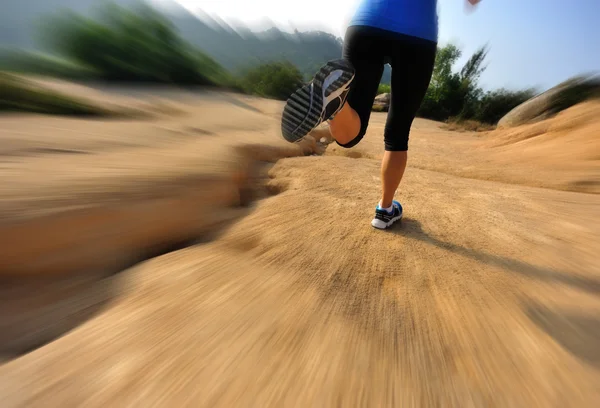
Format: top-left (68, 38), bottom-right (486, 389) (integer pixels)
top-left (350, 0), bottom-right (439, 42)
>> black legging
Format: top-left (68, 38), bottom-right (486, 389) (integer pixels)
top-left (340, 25), bottom-right (437, 151)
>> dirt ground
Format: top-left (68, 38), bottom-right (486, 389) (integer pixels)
top-left (0, 82), bottom-right (599, 407)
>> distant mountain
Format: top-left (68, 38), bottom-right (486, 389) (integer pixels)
top-left (0, 0), bottom-right (391, 83)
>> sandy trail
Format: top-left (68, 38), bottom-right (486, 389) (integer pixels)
top-left (0, 85), bottom-right (599, 407)
top-left (328, 101), bottom-right (600, 194)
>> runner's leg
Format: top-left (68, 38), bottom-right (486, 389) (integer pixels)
top-left (379, 36), bottom-right (436, 209)
top-left (329, 26), bottom-right (385, 148)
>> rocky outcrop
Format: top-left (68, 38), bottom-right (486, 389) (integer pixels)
top-left (0, 134), bottom-right (326, 356)
top-left (498, 75), bottom-right (600, 128)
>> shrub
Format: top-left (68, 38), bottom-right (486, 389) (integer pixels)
top-left (475, 88), bottom-right (536, 124)
top-left (549, 75), bottom-right (600, 115)
top-left (377, 84), bottom-right (391, 94)
top-left (242, 61), bottom-right (304, 100)
top-left (0, 50), bottom-right (96, 80)
top-left (0, 73), bottom-right (111, 116)
top-left (42, 4), bottom-right (227, 86)
top-left (416, 43), bottom-right (536, 125)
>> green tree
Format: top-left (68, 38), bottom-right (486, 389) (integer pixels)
top-left (242, 62), bottom-right (304, 100)
top-left (418, 44), bottom-right (464, 120)
top-left (458, 45), bottom-right (488, 119)
top-left (417, 43), bottom-right (534, 125)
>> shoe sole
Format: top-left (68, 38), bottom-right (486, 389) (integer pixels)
top-left (281, 59), bottom-right (355, 143)
top-left (371, 214), bottom-right (403, 230)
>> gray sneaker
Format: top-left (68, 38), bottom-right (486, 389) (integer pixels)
top-left (281, 59), bottom-right (355, 143)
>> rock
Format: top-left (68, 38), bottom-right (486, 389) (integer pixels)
top-left (372, 93), bottom-right (391, 112)
top-left (375, 93), bottom-right (391, 104)
top-left (498, 75), bottom-right (600, 128)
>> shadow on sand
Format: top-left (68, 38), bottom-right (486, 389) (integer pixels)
top-left (526, 305), bottom-right (600, 368)
top-left (391, 217), bottom-right (600, 296)
top-left (389, 217), bottom-right (600, 368)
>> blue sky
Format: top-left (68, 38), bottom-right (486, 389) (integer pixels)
top-left (177, 0), bottom-right (600, 92)
top-left (437, 0), bottom-right (600, 91)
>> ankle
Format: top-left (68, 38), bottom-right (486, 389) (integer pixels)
top-left (379, 200), bottom-right (393, 210)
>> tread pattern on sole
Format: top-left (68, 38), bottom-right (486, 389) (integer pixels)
top-left (281, 59), bottom-right (354, 143)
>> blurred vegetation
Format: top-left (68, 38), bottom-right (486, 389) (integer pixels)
top-left (0, 73), bottom-right (111, 116)
top-left (242, 62), bottom-right (304, 101)
top-left (39, 3), bottom-right (232, 86)
top-left (548, 75), bottom-right (600, 114)
top-left (1, 2), bottom-right (304, 107)
top-left (2, 1), bottom-right (597, 123)
top-left (0, 51), bottom-right (97, 80)
top-left (442, 119), bottom-right (496, 132)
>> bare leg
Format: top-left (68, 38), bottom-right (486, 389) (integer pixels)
top-left (327, 102), bottom-right (407, 209)
top-left (325, 93), bottom-right (407, 213)
top-left (380, 151), bottom-right (407, 208)
top-left (328, 103), bottom-right (361, 145)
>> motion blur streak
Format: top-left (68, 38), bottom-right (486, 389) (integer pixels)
top-left (1, 1), bottom-right (599, 407)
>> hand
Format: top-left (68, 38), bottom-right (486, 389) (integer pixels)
top-left (465, 0), bottom-right (481, 12)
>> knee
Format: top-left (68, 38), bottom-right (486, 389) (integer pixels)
top-left (384, 141), bottom-right (408, 151)
top-left (384, 126), bottom-right (409, 151)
